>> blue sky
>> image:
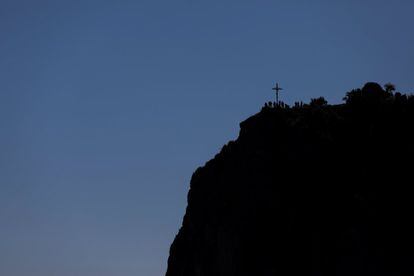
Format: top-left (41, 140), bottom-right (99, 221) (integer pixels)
top-left (1, 1), bottom-right (413, 275)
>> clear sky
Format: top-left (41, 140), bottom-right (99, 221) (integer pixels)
top-left (1, 1), bottom-right (413, 275)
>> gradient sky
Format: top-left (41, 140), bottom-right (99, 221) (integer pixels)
top-left (1, 1), bottom-right (413, 275)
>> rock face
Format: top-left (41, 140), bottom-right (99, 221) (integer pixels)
top-left (166, 83), bottom-right (414, 276)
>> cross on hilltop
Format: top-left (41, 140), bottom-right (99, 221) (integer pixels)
top-left (272, 82), bottom-right (283, 105)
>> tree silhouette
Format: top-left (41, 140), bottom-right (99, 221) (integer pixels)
top-left (310, 97), bottom-right (328, 107)
top-left (384, 82), bottom-right (396, 93)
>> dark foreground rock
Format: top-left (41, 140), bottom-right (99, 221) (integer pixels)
top-left (166, 83), bottom-right (414, 276)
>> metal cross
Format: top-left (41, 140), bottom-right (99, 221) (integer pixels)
top-left (272, 83), bottom-right (283, 104)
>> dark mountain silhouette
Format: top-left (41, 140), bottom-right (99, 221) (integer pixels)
top-left (166, 83), bottom-right (414, 276)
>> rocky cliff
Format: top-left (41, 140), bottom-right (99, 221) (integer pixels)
top-left (166, 83), bottom-right (414, 276)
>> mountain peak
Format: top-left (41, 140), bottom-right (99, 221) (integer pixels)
top-left (166, 83), bottom-right (414, 276)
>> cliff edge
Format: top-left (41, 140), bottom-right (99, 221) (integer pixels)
top-left (166, 83), bottom-right (414, 276)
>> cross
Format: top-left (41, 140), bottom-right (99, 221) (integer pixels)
top-left (272, 82), bottom-right (283, 105)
